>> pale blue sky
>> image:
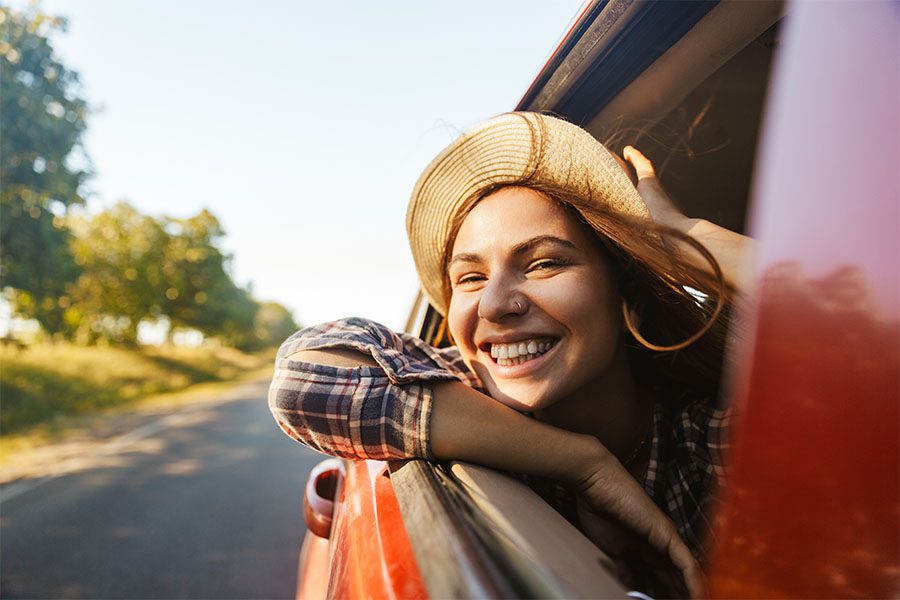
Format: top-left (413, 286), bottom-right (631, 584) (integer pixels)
top-left (11, 0), bottom-right (585, 330)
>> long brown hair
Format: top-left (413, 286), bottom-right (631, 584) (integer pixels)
top-left (551, 185), bottom-right (733, 399)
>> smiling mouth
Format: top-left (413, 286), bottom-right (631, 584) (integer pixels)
top-left (487, 338), bottom-right (558, 367)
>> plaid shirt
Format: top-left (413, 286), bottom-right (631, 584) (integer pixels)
top-left (268, 317), bottom-right (732, 564)
top-left (269, 318), bottom-right (476, 460)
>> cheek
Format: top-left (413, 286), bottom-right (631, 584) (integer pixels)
top-left (446, 292), bottom-right (479, 352)
top-left (535, 272), bottom-right (623, 349)
top-left (586, 277), bottom-right (622, 331)
top-left (584, 280), bottom-right (623, 340)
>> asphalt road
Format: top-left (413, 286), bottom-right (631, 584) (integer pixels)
top-left (1, 379), bottom-right (325, 599)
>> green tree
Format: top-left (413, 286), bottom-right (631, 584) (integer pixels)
top-left (0, 6), bottom-right (90, 334)
top-left (66, 204), bottom-right (261, 347)
top-left (160, 209), bottom-right (259, 344)
top-left (67, 202), bottom-right (168, 344)
top-left (212, 284), bottom-right (260, 351)
top-left (253, 301), bottom-right (299, 349)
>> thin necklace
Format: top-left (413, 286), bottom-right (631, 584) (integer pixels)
top-left (622, 389), bottom-right (656, 467)
top-left (622, 425), bottom-right (652, 467)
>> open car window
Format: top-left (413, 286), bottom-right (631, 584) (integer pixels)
top-left (394, 1), bottom-right (788, 596)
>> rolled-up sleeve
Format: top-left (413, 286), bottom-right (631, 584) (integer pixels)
top-left (268, 317), bottom-right (475, 460)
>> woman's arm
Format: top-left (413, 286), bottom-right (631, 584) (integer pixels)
top-left (623, 146), bottom-right (755, 293)
top-left (432, 379), bottom-right (704, 598)
top-left (290, 344), bottom-right (603, 479)
top-left (284, 345), bottom-right (705, 598)
top-left (268, 318), bottom-right (467, 459)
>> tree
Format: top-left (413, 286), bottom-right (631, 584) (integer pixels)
top-left (160, 209), bottom-right (259, 343)
top-left (0, 6), bottom-right (90, 334)
top-left (65, 204), bottom-right (261, 347)
top-left (211, 284), bottom-right (260, 351)
top-left (66, 202), bottom-right (168, 344)
top-left (253, 301), bottom-right (299, 349)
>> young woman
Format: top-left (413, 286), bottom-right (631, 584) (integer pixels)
top-left (269, 112), bottom-right (751, 598)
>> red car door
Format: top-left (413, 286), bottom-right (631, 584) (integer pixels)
top-left (709, 2), bottom-right (899, 597)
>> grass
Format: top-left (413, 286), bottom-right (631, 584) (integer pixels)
top-left (0, 342), bottom-right (275, 438)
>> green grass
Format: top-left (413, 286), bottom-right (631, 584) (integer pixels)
top-left (0, 342), bottom-right (275, 436)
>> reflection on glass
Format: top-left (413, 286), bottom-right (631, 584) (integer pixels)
top-left (711, 262), bottom-right (899, 598)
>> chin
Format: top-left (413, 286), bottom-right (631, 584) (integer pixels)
top-left (485, 381), bottom-right (559, 413)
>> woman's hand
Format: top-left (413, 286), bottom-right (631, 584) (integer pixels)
top-left (622, 145), bottom-right (698, 235)
top-left (573, 448), bottom-right (707, 599)
top-left (622, 145), bottom-right (754, 293)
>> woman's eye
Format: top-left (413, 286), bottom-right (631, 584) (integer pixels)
top-left (454, 274), bottom-right (486, 287)
top-left (528, 258), bottom-right (568, 272)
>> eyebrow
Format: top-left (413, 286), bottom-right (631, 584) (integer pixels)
top-left (448, 235), bottom-right (578, 268)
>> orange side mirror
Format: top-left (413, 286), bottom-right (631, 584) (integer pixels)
top-left (303, 458), bottom-right (345, 539)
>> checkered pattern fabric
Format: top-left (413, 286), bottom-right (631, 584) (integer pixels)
top-left (642, 397), bottom-right (733, 559)
top-left (268, 318), bottom-right (475, 459)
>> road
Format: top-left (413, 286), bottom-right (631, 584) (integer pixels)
top-left (1, 379), bottom-right (326, 599)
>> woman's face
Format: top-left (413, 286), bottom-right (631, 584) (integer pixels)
top-left (446, 186), bottom-right (624, 412)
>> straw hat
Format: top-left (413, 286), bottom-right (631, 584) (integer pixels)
top-left (406, 111), bottom-right (650, 316)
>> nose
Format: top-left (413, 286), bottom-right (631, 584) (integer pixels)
top-left (477, 273), bottom-right (528, 321)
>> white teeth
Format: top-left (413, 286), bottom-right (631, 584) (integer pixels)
top-left (489, 338), bottom-right (556, 366)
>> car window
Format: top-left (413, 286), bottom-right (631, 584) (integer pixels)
top-left (401, 1), bottom-right (787, 595)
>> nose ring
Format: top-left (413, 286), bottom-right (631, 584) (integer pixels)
top-left (477, 298), bottom-right (527, 319)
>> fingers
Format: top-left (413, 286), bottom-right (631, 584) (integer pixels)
top-left (578, 460), bottom-right (707, 596)
top-left (683, 561), bottom-right (709, 599)
top-left (623, 146), bottom-right (656, 181)
top-left (667, 534), bottom-right (707, 599)
top-left (650, 518), bottom-right (706, 599)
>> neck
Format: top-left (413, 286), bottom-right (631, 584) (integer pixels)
top-left (533, 344), bottom-right (652, 466)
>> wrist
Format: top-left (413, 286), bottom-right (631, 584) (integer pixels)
top-left (684, 217), bottom-right (711, 238)
top-left (664, 213), bottom-right (700, 236)
top-left (560, 433), bottom-right (612, 487)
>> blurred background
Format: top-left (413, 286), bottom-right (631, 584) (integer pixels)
top-left (0, 1), bottom-right (583, 597)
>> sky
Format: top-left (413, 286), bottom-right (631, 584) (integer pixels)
top-left (9, 0), bottom-right (586, 331)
